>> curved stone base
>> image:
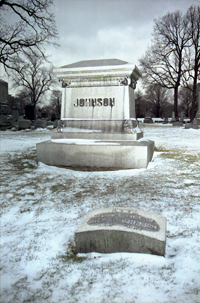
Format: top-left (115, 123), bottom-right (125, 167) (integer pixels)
top-left (36, 138), bottom-right (154, 169)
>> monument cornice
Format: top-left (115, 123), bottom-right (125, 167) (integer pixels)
top-left (54, 64), bottom-right (141, 88)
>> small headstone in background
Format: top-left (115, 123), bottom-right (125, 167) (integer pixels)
top-left (171, 111), bottom-right (176, 122)
top-left (18, 119), bottom-right (31, 130)
top-left (144, 110), bottom-right (153, 123)
top-left (180, 111), bottom-right (184, 122)
top-left (35, 119), bottom-right (47, 129)
top-left (12, 100), bottom-right (19, 122)
top-left (172, 121), bottom-right (183, 127)
top-left (163, 112), bottom-right (168, 124)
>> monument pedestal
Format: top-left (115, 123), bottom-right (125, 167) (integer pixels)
top-left (37, 135), bottom-right (154, 169)
top-left (36, 59), bottom-right (154, 169)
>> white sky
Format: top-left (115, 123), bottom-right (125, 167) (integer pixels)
top-left (48, 0), bottom-right (199, 68)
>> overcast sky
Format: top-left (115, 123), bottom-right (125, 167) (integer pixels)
top-left (48, 0), bottom-right (199, 68)
top-left (1, 0), bottom-right (199, 93)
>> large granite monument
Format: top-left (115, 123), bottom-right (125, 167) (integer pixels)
top-left (37, 59), bottom-right (154, 169)
top-left (75, 208), bottom-right (166, 256)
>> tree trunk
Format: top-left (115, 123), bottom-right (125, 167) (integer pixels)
top-left (174, 86), bottom-right (179, 120)
top-left (191, 62), bottom-right (198, 121)
top-left (32, 91), bottom-right (36, 120)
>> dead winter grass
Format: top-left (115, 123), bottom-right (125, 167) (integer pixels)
top-left (4, 150), bottom-right (38, 175)
top-left (1, 130), bottom-right (200, 303)
top-left (155, 146), bottom-right (200, 163)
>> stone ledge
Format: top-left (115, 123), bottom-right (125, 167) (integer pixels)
top-left (36, 139), bottom-right (154, 169)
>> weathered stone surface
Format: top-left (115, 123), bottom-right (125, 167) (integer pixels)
top-left (35, 119), bottom-right (47, 129)
top-left (144, 117), bottom-right (153, 123)
top-left (18, 119), bottom-right (31, 130)
top-left (0, 114), bottom-right (13, 126)
top-left (75, 208), bottom-right (166, 256)
top-left (193, 110), bottom-right (200, 126)
top-left (54, 59), bottom-right (141, 122)
top-left (36, 139), bottom-right (154, 169)
top-left (12, 109), bottom-right (19, 122)
top-left (47, 121), bottom-right (54, 126)
top-left (185, 123), bottom-right (199, 129)
top-left (172, 121), bottom-right (184, 127)
top-left (144, 110), bottom-right (153, 124)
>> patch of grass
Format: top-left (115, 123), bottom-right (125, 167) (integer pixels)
top-left (7, 151), bottom-right (37, 174)
top-left (161, 152), bottom-right (200, 163)
top-left (154, 146), bottom-right (170, 152)
top-left (155, 147), bottom-right (200, 164)
top-left (0, 125), bottom-right (12, 131)
top-left (60, 254), bottom-right (87, 263)
top-left (50, 181), bottom-right (73, 193)
top-left (60, 242), bottom-right (87, 263)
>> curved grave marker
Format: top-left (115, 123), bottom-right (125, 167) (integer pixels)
top-left (75, 208), bottom-right (166, 256)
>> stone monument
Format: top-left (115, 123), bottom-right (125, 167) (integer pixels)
top-left (163, 112), bottom-right (168, 124)
top-left (75, 207), bottom-right (167, 256)
top-left (12, 100), bottom-right (19, 122)
top-left (37, 59), bottom-right (154, 169)
top-left (144, 109), bottom-right (153, 123)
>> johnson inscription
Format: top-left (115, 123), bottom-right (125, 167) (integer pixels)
top-left (87, 210), bottom-right (160, 232)
top-left (74, 98), bottom-right (115, 107)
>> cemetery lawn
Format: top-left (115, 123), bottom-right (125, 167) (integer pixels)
top-left (1, 125), bottom-right (200, 303)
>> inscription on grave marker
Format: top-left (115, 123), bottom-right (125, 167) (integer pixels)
top-left (74, 98), bottom-right (115, 107)
top-left (87, 210), bottom-right (160, 232)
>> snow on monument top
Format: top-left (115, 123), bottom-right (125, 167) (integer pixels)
top-left (61, 59), bottom-right (129, 68)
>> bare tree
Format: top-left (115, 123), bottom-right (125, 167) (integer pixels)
top-left (0, 0), bottom-right (58, 71)
top-left (179, 86), bottom-right (193, 118)
top-left (135, 89), bottom-right (145, 118)
top-left (140, 11), bottom-right (190, 119)
top-left (10, 51), bottom-right (57, 119)
top-left (50, 90), bottom-right (61, 119)
top-left (183, 5), bottom-right (200, 120)
top-left (145, 84), bottom-right (170, 118)
top-left (14, 88), bottom-right (31, 115)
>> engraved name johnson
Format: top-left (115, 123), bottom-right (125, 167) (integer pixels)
top-left (74, 98), bottom-right (115, 107)
top-left (87, 210), bottom-right (160, 232)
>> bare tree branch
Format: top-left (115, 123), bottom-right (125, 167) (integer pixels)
top-left (139, 10), bottom-right (191, 119)
top-left (0, 0), bottom-right (58, 71)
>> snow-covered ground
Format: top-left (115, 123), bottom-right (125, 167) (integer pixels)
top-left (1, 125), bottom-right (200, 303)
